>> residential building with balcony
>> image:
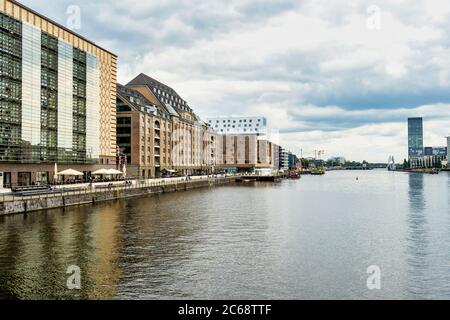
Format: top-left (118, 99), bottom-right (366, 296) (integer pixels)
top-left (216, 133), bottom-right (275, 171)
top-left (116, 84), bottom-right (172, 178)
top-left (118, 73), bottom-right (216, 177)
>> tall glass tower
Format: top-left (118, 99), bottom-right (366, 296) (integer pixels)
top-left (408, 117), bottom-right (424, 159)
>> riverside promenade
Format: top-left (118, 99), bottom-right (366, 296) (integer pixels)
top-left (0, 175), bottom-right (236, 216)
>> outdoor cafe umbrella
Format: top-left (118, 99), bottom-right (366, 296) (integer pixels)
top-left (56, 169), bottom-right (84, 176)
top-left (92, 169), bottom-right (111, 175)
top-left (106, 169), bottom-right (123, 175)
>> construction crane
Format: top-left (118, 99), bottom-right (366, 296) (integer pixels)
top-left (314, 150), bottom-right (325, 160)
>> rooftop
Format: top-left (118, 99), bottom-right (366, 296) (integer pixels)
top-left (127, 73), bottom-right (193, 113)
top-left (7, 0), bottom-right (116, 57)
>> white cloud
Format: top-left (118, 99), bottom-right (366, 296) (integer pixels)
top-left (19, 0), bottom-right (450, 161)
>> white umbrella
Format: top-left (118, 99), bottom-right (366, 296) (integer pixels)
top-left (92, 169), bottom-right (110, 175)
top-left (107, 169), bottom-right (123, 175)
top-left (57, 169), bottom-right (84, 176)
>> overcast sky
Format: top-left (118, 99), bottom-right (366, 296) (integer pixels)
top-left (20, 0), bottom-right (450, 162)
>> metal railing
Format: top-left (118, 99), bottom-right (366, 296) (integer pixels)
top-left (0, 175), bottom-right (236, 204)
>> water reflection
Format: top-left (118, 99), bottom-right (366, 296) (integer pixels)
top-left (1, 172), bottom-right (450, 299)
top-left (406, 173), bottom-right (429, 298)
top-left (0, 203), bottom-right (123, 299)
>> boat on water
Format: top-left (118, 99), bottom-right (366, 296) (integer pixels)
top-left (289, 170), bottom-right (301, 179)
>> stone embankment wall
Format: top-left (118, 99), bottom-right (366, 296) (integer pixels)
top-left (0, 178), bottom-right (235, 216)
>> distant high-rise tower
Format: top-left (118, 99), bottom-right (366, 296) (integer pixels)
top-left (408, 117), bottom-right (424, 159)
top-left (447, 136), bottom-right (450, 163)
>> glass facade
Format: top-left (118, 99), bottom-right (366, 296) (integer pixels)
top-left (0, 11), bottom-right (102, 165)
top-left (86, 53), bottom-right (100, 160)
top-left (408, 117), bottom-right (423, 158)
top-left (73, 47), bottom-right (87, 162)
top-left (0, 13), bottom-right (22, 162)
top-left (21, 22), bottom-right (41, 162)
top-left (41, 32), bottom-right (59, 162)
top-left (57, 40), bottom-right (73, 158)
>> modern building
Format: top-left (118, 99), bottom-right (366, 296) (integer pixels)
top-left (206, 116), bottom-right (269, 136)
top-left (272, 143), bottom-right (280, 172)
top-left (218, 134), bottom-right (275, 171)
top-left (116, 84), bottom-right (173, 178)
top-left (408, 117), bottom-right (424, 167)
top-left (0, 0), bottom-right (117, 186)
top-left (279, 148), bottom-right (289, 171)
top-left (423, 146), bottom-right (447, 168)
top-left (447, 137), bottom-right (450, 167)
top-left (288, 152), bottom-right (298, 169)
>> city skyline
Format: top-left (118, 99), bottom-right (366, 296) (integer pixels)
top-left (18, 0), bottom-right (450, 162)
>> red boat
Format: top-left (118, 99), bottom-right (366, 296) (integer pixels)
top-left (289, 170), bottom-right (300, 179)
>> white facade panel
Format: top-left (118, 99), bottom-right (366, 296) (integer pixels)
top-left (57, 40), bottom-right (73, 150)
top-left (86, 53), bottom-right (100, 159)
top-left (21, 22), bottom-right (41, 146)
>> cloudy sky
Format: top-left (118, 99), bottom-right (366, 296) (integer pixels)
top-left (21, 0), bottom-right (450, 162)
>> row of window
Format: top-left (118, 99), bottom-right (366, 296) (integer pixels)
top-left (216, 123), bottom-right (260, 128)
top-left (40, 109), bottom-right (57, 129)
top-left (41, 87), bottom-right (57, 109)
top-left (0, 13), bottom-right (21, 36)
top-left (41, 33), bottom-right (58, 52)
top-left (0, 79), bottom-right (21, 101)
top-left (73, 81), bottom-right (86, 97)
top-left (0, 30), bottom-right (22, 58)
top-left (40, 130), bottom-right (57, 148)
top-left (210, 118), bottom-right (262, 123)
top-left (0, 55), bottom-right (21, 79)
top-left (0, 101), bottom-right (20, 124)
top-left (41, 69), bottom-right (58, 90)
top-left (219, 128), bottom-right (260, 133)
top-left (41, 49), bottom-right (58, 70)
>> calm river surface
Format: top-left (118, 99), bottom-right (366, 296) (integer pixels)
top-left (1, 170), bottom-right (450, 300)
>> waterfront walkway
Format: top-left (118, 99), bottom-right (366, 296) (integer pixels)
top-left (0, 174), bottom-right (231, 203)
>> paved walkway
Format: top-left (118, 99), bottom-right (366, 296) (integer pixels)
top-left (0, 174), bottom-right (234, 202)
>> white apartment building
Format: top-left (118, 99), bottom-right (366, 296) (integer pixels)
top-left (206, 116), bottom-right (269, 136)
top-left (280, 148), bottom-right (290, 171)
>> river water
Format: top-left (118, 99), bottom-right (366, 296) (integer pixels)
top-left (1, 170), bottom-right (450, 300)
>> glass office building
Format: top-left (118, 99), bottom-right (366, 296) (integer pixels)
top-left (0, 0), bottom-right (117, 186)
top-left (408, 117), bottom-right (424, 159)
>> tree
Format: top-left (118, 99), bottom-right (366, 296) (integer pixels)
top-left (403, 159), bottom-right (410, 169)
top-left (301, 158), bottom-right (310, 168)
